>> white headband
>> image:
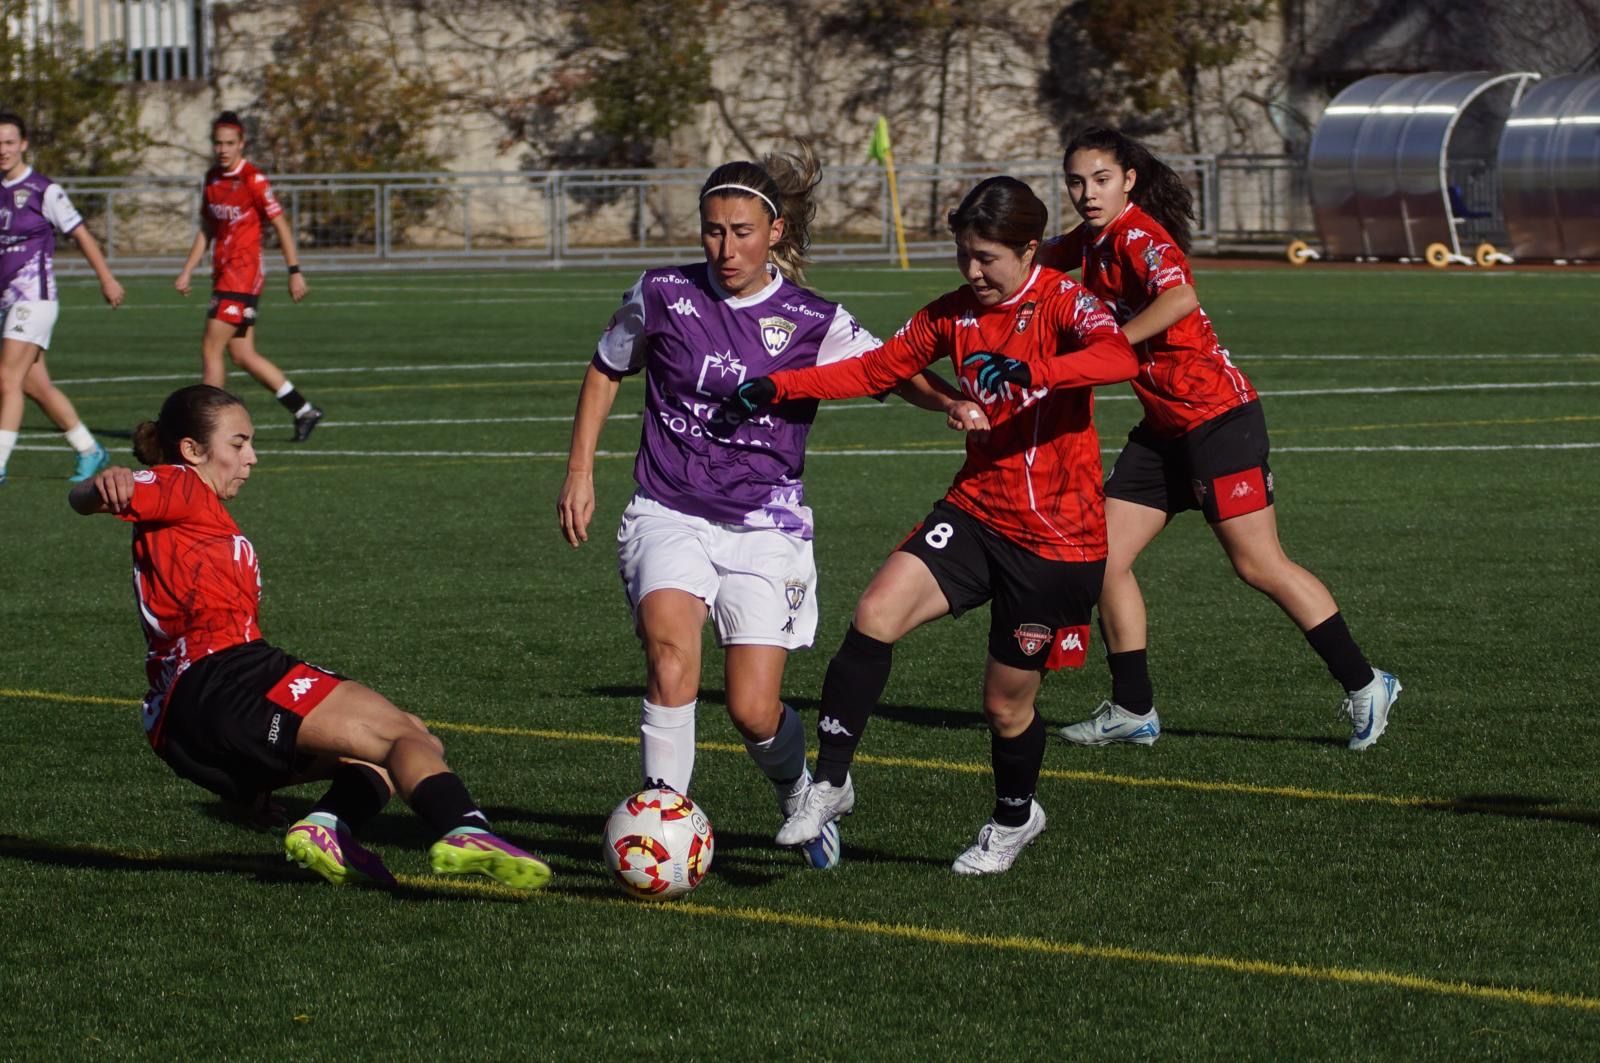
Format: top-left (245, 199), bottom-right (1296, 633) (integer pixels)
top-left (701, 183), bottom-right (780, 219)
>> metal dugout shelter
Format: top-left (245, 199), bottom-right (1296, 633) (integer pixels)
top-left (1499, 74), bottom-right (1600, 261)
top-left (1308, 71), bottom-right (1539, 260)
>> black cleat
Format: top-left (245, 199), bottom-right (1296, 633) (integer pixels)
top-left (293, 406), bottom-right (324, 442)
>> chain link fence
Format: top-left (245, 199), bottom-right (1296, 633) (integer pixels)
top-left (56, 156), bottom-right (1312, 275)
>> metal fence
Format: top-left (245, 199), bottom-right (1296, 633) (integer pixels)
top-left (55, 156), bottom-right (1313, 275)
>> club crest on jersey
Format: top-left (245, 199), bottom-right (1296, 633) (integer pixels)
top-left (785, 579), bottom-right (806, 610)
top-left (12, 189), bottom-right (29, 209)
top-left (759, 316), bottom-right (796, 356)
top-left (1014, 301), bottom-right (1036, 334)
top-left (1013, 623), bottom-right (1052, 656)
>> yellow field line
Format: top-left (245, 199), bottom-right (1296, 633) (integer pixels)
top-left (9, 687), bottom-right (1585, 820)
top-left (3, 832), bottom-right (1595, 1014)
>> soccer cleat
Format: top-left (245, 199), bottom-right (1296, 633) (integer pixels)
top-left (429, 829), bottom-right (552, 890)
top-left (0, 466), bottom-right (7, 486)
top-left (797, 820), bottom-right (842, 870)
top-left (1058, 700), bottom-right (1161, 747)
top-left (284, 818), bottom-right (396, 887)
top-left (292, 406), bottom-right (324, 442)
top-left (68, 444), bottom-right (109, 483)
top-left (1343, 669), bottom-right (1401, 751)
top-left (951, 800), bottom-right (1047, 875)
top-left (775, 775), bottom-right (855, 847)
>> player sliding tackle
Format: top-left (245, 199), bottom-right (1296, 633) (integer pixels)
top-left (71, 385), bottom-right (551, 890)
top-left (727, 177), bottom-right (1138, 874)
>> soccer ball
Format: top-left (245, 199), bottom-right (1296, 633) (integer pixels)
top-left (603, 788), bottom-right (714, 900)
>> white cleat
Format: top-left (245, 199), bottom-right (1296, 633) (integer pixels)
top-left (775, 775), bottom-right (855, 847)
top-left (1058, 700), bottom-right (1161, 747)
top-left (952, 800), bottom-right (1047, 875)
top-left (1343, 669), bottom-right (1401, 751)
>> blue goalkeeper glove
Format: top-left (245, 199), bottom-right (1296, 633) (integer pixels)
top-left (962, 351), bottom-right (1031, 393)
top-left (723, 376), bottom-right (778, 418)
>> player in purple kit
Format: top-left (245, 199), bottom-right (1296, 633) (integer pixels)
top-left (0, 112), bottom-right (125, 486)
top-left (558, 145), bottom-right (962, 869)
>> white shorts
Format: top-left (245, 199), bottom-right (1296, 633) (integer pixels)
top-left (617, 492), bottom-right (819, 650)
top-left (1, 300), bottom-right (58, 349)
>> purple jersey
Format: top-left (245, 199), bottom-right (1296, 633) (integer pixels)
top-left (0, 168), bottom-right (82, 310)
top-left (594, 263), bottom-right (879, 538)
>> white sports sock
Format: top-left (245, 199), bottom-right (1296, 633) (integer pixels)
top-left (0, 428), bottom-right (17, 469)
top-left (274, 380), bottom-right (295, 399)
top-left (640, 699), bottom-right (696, 794)
top-left (744, 702), bottom-right (807, 791)
top-left (63, 422), bottom-right (97, 455)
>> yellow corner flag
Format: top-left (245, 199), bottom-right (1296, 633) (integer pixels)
top-left (868, 116), bottom-right (909, 270)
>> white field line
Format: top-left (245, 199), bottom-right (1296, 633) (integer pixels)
top-left (16, 441), bottom-right (1600, 460)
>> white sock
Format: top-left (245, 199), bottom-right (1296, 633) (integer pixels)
top-left (294, 401), bottom-right (312, 417)
top-left (744, 702), bottom-right (808, 797)
top-left (0, 428), bottom-right (17, 469)
top-left (273, 380), bottom-right (295, 399)
top-left (63, 422), bottom-right (97, 455)
top-left (640, 698), bottom-right (696, 794)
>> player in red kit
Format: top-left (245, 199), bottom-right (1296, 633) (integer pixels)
top-left (731, 177), bottom-right (1137, 874)
top-left (175, 112), bottom-right (323, 441)
top-left (69, 385), bottom-right (549, 890)
top-left (1041, 127), bottom-right (1400, 751)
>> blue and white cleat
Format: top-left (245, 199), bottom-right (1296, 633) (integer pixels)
top-left (797, 821), bottom-right (841, 870)
top-left (1343, 669), bottom-right (1401, 751)
top-left (68, 444), bottom-right (109, 483)
top-left (1058, 700), bottom-right (1161, 747)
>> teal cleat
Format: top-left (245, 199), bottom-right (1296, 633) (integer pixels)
top-left (68, 444), bottom-right (109, 483)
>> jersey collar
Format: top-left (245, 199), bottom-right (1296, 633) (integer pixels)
top-left (220, 159), bottom-right (249, 178)
top-left (1091, 203), bottom-right (1136, 248)
top-left (994, 264), bottom-right (1042, 308)
top-left (2, 166), bottom-right (34, 189)
top-left (708, 262), bottom-right (782, 309)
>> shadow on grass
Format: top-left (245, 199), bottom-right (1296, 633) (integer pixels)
top-left (1423, 794), bottom-right (1600, 828)
top-left (587, 684), bottom-right (987, 732)
top-left (1158, 725), bottom-right (1348, 748)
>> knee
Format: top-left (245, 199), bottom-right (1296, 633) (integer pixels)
top-left (982, 694), bottom-right (1034, 735)
top-left (851, 591), bottom-right (903, 643)
top-left (1230, 553), bottom-right (1281, 594)
top-left (402, 712), bottom-right (444, 754)
top-left (644, 638), bottom-right (699, 703)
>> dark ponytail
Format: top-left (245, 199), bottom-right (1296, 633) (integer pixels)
top-left (1064, 127), bottom-right (1194, 254)
top-left (133, 385), bottom-right (247, 466)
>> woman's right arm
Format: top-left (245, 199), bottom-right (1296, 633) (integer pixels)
top-left (175, 227), bottom-right (210, 296)
top-left (69, 467), bottom-right (137, 515)
top-left (558, 363), bottom-right (624, 548)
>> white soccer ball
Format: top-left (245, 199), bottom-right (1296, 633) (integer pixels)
top-left (602, 788), bottom-right (714, 900)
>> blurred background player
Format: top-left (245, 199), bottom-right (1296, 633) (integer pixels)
top-left (175, 111), bottom-right (322, 442)
top-left (71, 384), bottom-right (549, 890)
top-left (1041, 127), bottom-right (1400, 751)
top-left (0, 111), bottom-right (125, 486)
top-left (732, 176), bottom-right (1138, 874)
top-left (558, 144), bottom-right (960, 869)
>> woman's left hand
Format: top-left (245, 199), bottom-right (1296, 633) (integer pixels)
top-left (946, 400), bottom-right (991, 432)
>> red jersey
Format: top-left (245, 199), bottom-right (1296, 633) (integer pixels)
top-left (1063, 203), bottom-right (1256, 437)
top-left (118, 465), bottom-right (262, 746)
top-left (202, 159), bottom-right (282, 295)
top-left (769, 266), bottom-right (1136, 562)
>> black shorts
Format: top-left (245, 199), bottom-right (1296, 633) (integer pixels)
top-left (896, 500), bottom-right (1103, 672)
top-left (1104, 399), bottom-right (1274, 523)
top-left (158, 641), bottom-right (345, 802)
top-left (208, 290), bottom-right (260, 338)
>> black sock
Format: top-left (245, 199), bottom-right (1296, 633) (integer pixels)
top-left (407, 772), bottom-right (489, 836)
top-left (1304, 612), bottom-right (1373, 693)
top-left (991, 710), bottom-right (1046, 827)
top-left (277, 387), bottom-right (308, 415)
top-left (311, 762), bottom-right (391, 831)
top-left (814, 625), bottom-right (894, 786)
top-left (1106, 650), bottom-right (1154, 714)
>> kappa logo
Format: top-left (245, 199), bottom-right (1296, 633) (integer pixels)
top-left (1014, 623), bottom-right (1052, 656)
top-left (222, 304), bottom-right (241, 319)
top-left (759, 315), bottom-right (796, 356)
top-left (288, 675), bottom-right (318, 701)
top-left (669, 297), bottom-right (700, 318)
top-left (818, 715), bottom-right (853, 737)
top-left (1230, 479), bottom-right (1255, 500)
top-left (1059, 631), bottom-right (1084, 653)
top-left (133, 470), bottom-right (157, 484)
top-left (957, 310), bottom-right (978, 329)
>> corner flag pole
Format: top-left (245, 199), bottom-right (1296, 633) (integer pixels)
top-left (870, 116), bottom-right (910, 270)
